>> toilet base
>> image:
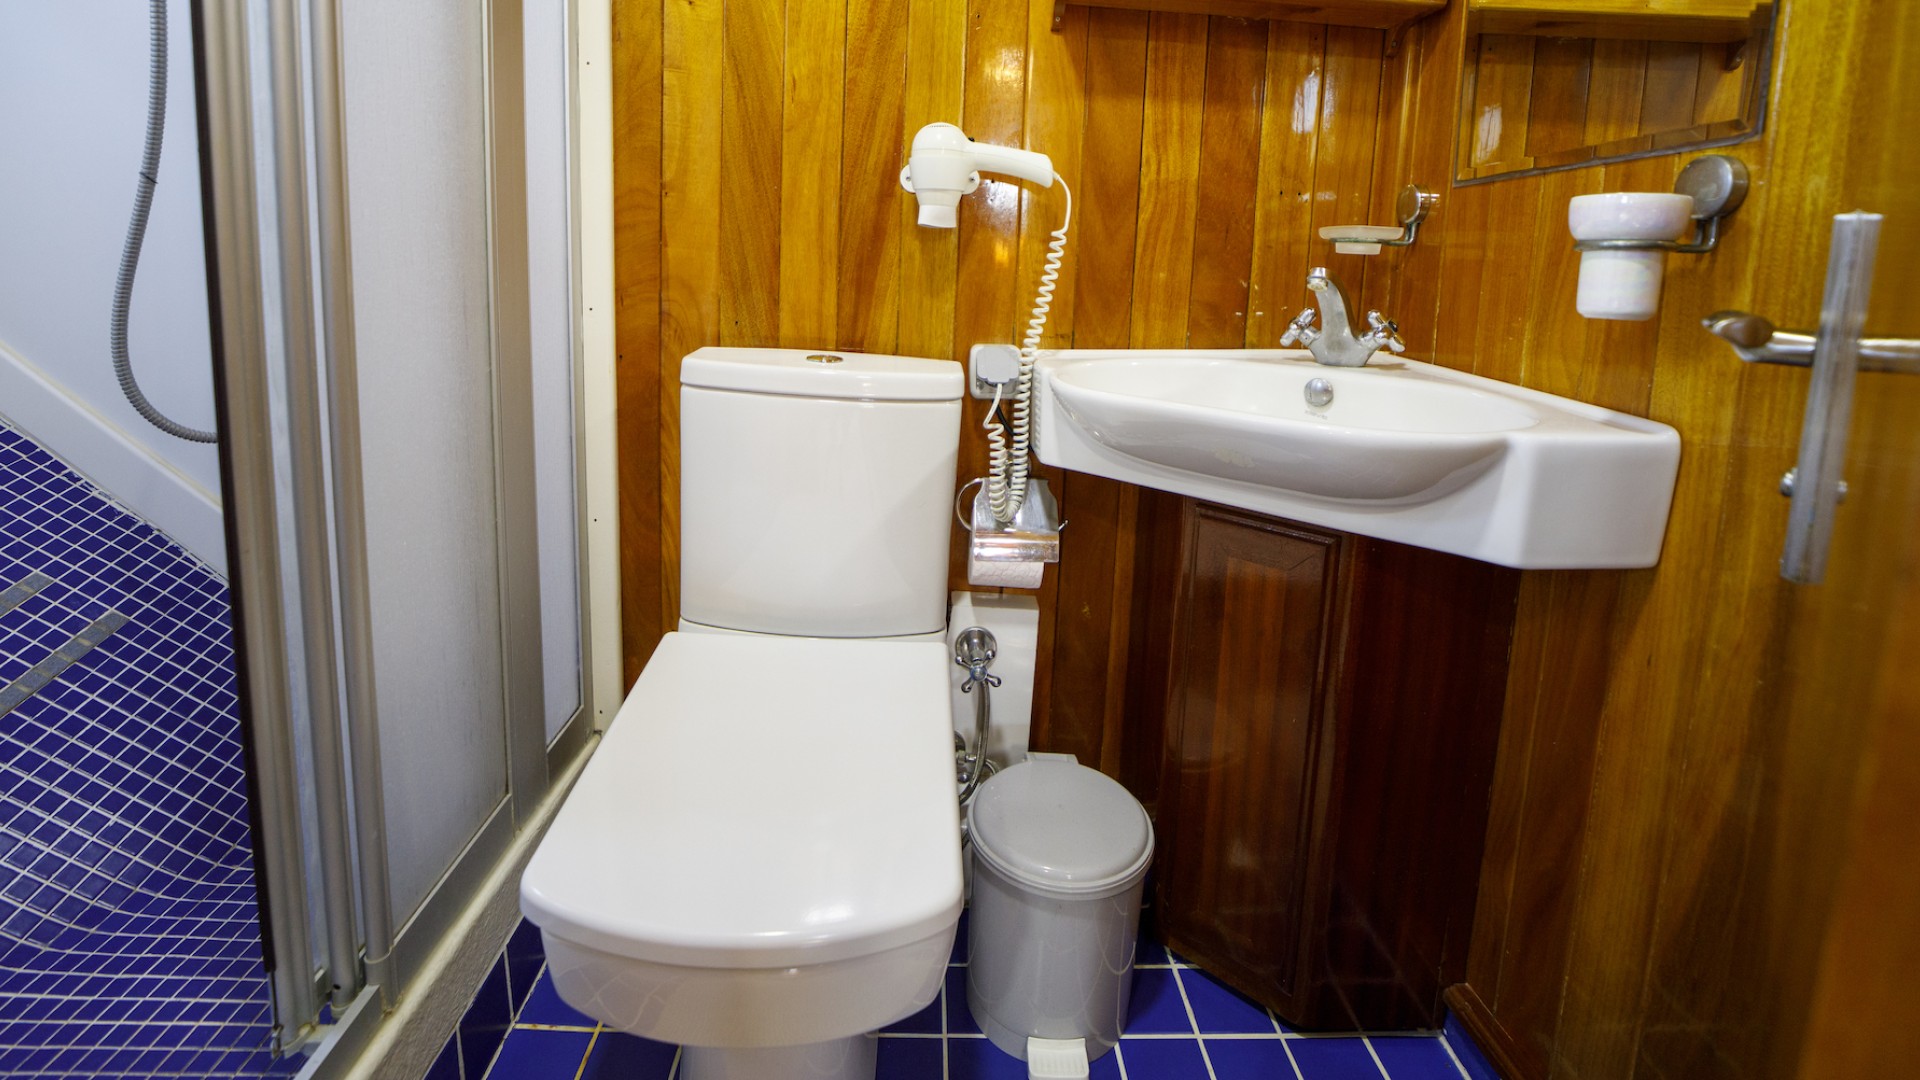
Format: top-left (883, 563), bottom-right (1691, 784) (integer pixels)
top-left (681, 1034), bottom-right (879, 1080)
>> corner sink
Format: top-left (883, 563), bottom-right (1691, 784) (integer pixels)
top-left (1034, 350), bottom-right (1680, 569)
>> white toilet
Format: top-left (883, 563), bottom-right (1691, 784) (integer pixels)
top-left (521, 347), bottom-right (969, 1080)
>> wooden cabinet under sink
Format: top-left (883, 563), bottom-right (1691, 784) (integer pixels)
top-left (1130, 499), bottom-right (1519, 1031)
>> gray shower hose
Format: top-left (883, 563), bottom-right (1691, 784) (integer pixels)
top-left (113, 0), bottom-right (217, 444)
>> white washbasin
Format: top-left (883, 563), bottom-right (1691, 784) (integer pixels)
top-left (1034, 350), bottom-right (1680, 569)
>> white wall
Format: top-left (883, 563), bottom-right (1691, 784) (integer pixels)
top-left (0, 0), bottom-right (226, 571)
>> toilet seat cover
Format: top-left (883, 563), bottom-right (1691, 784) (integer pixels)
top-left (522, 632), bottom-right (963, 969)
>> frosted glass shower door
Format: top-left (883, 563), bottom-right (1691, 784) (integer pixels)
top-left (338, 0), bottom-right (551, 957)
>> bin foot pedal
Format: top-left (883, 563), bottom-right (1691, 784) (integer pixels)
top-left (1027, 1037), bottom-right (1089, 1080)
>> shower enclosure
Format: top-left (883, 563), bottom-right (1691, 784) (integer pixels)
top-left (0, 0), bottom-right (607, 1075)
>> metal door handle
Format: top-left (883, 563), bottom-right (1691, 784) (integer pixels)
top-left (1703, 311), bottom-right (1920, 374)
top-left (1772, 212), bottom-right (1885, 584)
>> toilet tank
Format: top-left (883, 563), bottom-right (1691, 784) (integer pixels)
top-left (678, 347), bottom-right (964, 637)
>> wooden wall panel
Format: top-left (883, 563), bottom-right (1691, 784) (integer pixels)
top-left (778, 0), bottom-right (846, 349)
top-left (837, 0), bottom-right (909, 353)
top-left (1463, 29), bottom-right (1753, 177)
top-left (612, 0), bottom-right (664, 677)
top-left (1393, 2), bottom-right (1920, 1079)
top-left (612, 0), bottom-right (1389, 777)
top-left (1245, 21), bottom-right (1327, 349)
top-left (612, 2), bottom-right (1915, 1073)
top-left (655, 0), bottom-right (723, 634)
top-left (717, 0), bottom-right (782, 350)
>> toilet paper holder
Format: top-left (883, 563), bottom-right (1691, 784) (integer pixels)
top-left (963, 477), bottom-right (1063, 566)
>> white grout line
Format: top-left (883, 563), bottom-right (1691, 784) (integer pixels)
top-left (1169, 965), bottom-right (1220, 1080)
top-left (940, 966), bottom-right (951, 1080)
top-left (1118, 1032), bottom-right (1286, 1040)
top-left (666, 1046), bottom-right (681, 1080)
top-left (1437, 1027), bottom-right (1477, 1080)
top-left (1361, 1035), bottom-right (1393, 1079)
top-left (1279, 1038), bottom-right (1309, 1080)
top-left (1114, 1042), bottom-right (1131, 1080)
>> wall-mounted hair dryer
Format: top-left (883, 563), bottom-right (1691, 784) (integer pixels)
top-left (899, 123), bottom-right (1054, 228)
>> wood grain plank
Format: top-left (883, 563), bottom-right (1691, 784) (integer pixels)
top-left (1639, 41), bottom-right (1702, 142)
top-left (1689, 40), bottom-right (1746, 125)
top-left (945, 0), bottom-right (1028, 591)
top-left (1042, 6), bottom-right (1150, 772)
top-left (1019, 0), bottom-right (1087, 353)
top-left (1016, 0), bottom-right (1089, 754)
top-left (1305, 27), bottom-right (1384, 297)
top-left (896, 0), bottom-right (965, 361)
top-left (1523, 37), bottom-right (1593, 161)
top-left (1465, 34), bottom-right (1536, 175)
top-left (1464, 570), bottom-right (1552, 1022)
top-left (1467, 175), bottom-right (1542, 386)
top-left (1069, 0), bottom-right (1444, 30)
top-left (1128, 12), bottom-right (1209, 349)
top-left (777, 0), bottom-right (845, 349)
top-left (1245, 21), bottom-right (1325, 348)
top-left (1485, 572), bottom-right (1617, 1078)
top-left (1426, 174), bottom-right (1488, 372)
top-left (613, 0), bottom-right (665, 680)
top-left (1073, 5), bottom-right (1149, 353)
top-left (658, 0), bottom-right (724, 628)
top-left (1516, 166), bottom-right (1602, 401)
top-left (718, 0), bottom-right (783, 347)
top-left (1583, 38), bottom-right (1649, 148)
top-left (1371, 9), bottom-right (1464, 358)
top-left (837, 0), bottom-right (909, 354)
top-left (1185, 18), bottom-right (1267, 348)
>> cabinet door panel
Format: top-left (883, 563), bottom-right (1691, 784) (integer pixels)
top-left (1158, 503), bottom-right (1340, 1004)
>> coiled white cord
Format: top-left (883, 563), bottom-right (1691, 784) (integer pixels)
top-left (984, 173), bottom-right (1072, 524)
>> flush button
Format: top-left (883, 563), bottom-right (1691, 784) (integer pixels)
top-left (805, 353), bottom-right (845, 364)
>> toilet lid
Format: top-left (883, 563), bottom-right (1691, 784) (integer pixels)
top-left (522, 632), bottom-right (963, 969)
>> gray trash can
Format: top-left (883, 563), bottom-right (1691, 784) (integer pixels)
top-left (965, 754), bottom-right (1154, 1064)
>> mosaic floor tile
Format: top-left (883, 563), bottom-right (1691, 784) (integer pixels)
top-left (1290, 1036), bottom-right (1389, 1080)
top-left (0, 420), bottom-right (291, 1076)
top-left (1179, 965), bottom-right (1278, 1034)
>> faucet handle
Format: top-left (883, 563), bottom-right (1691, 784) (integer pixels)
top-left (1364, 310), bottom-right (1406, 354)
top-left (1281, 308), bottom-right (1320, 347)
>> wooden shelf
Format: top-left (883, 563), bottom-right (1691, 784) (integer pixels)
top-left (1058, 0), bottom-right (1446, 31)
top-left (1469, 0), bottom-right (1767, 42)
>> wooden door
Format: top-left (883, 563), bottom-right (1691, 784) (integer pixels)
top-left (1643, 5), bottom-right (1920, 1077)
top-left (1769, 3), bottom-right (1920, 1075)
top-left (1435, 3), bottom-right (1920, 1077)
top-left (1155, 504), bottom-right (1342, 1016)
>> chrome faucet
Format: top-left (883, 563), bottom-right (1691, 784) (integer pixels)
top-left (1279, 267), bottom-right (1407, 367)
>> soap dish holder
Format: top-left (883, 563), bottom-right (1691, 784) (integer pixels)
top-left (1319, 184), bottom-right (1437, 255)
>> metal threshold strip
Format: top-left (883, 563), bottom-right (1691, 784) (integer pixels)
top-left (0, 571), bottom-right (54, 618)
top-left (0, 611), bottom-right (130, 719)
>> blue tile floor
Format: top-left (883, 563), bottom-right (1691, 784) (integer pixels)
top-left (455, 914), bottom-right (1485, 1080)
top-left (0, 420), bottom-right (296, 1077)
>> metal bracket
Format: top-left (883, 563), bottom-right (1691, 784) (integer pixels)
top-left (1574, 155), bottom-right (1748, 254)
top-left (1318, 184), bottom-right (1438, 254)
top-left (1704, 311), bottom-right (1920, 375)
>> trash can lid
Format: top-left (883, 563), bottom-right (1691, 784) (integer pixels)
top-left (967, 756), bottom-right (1153, 899)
